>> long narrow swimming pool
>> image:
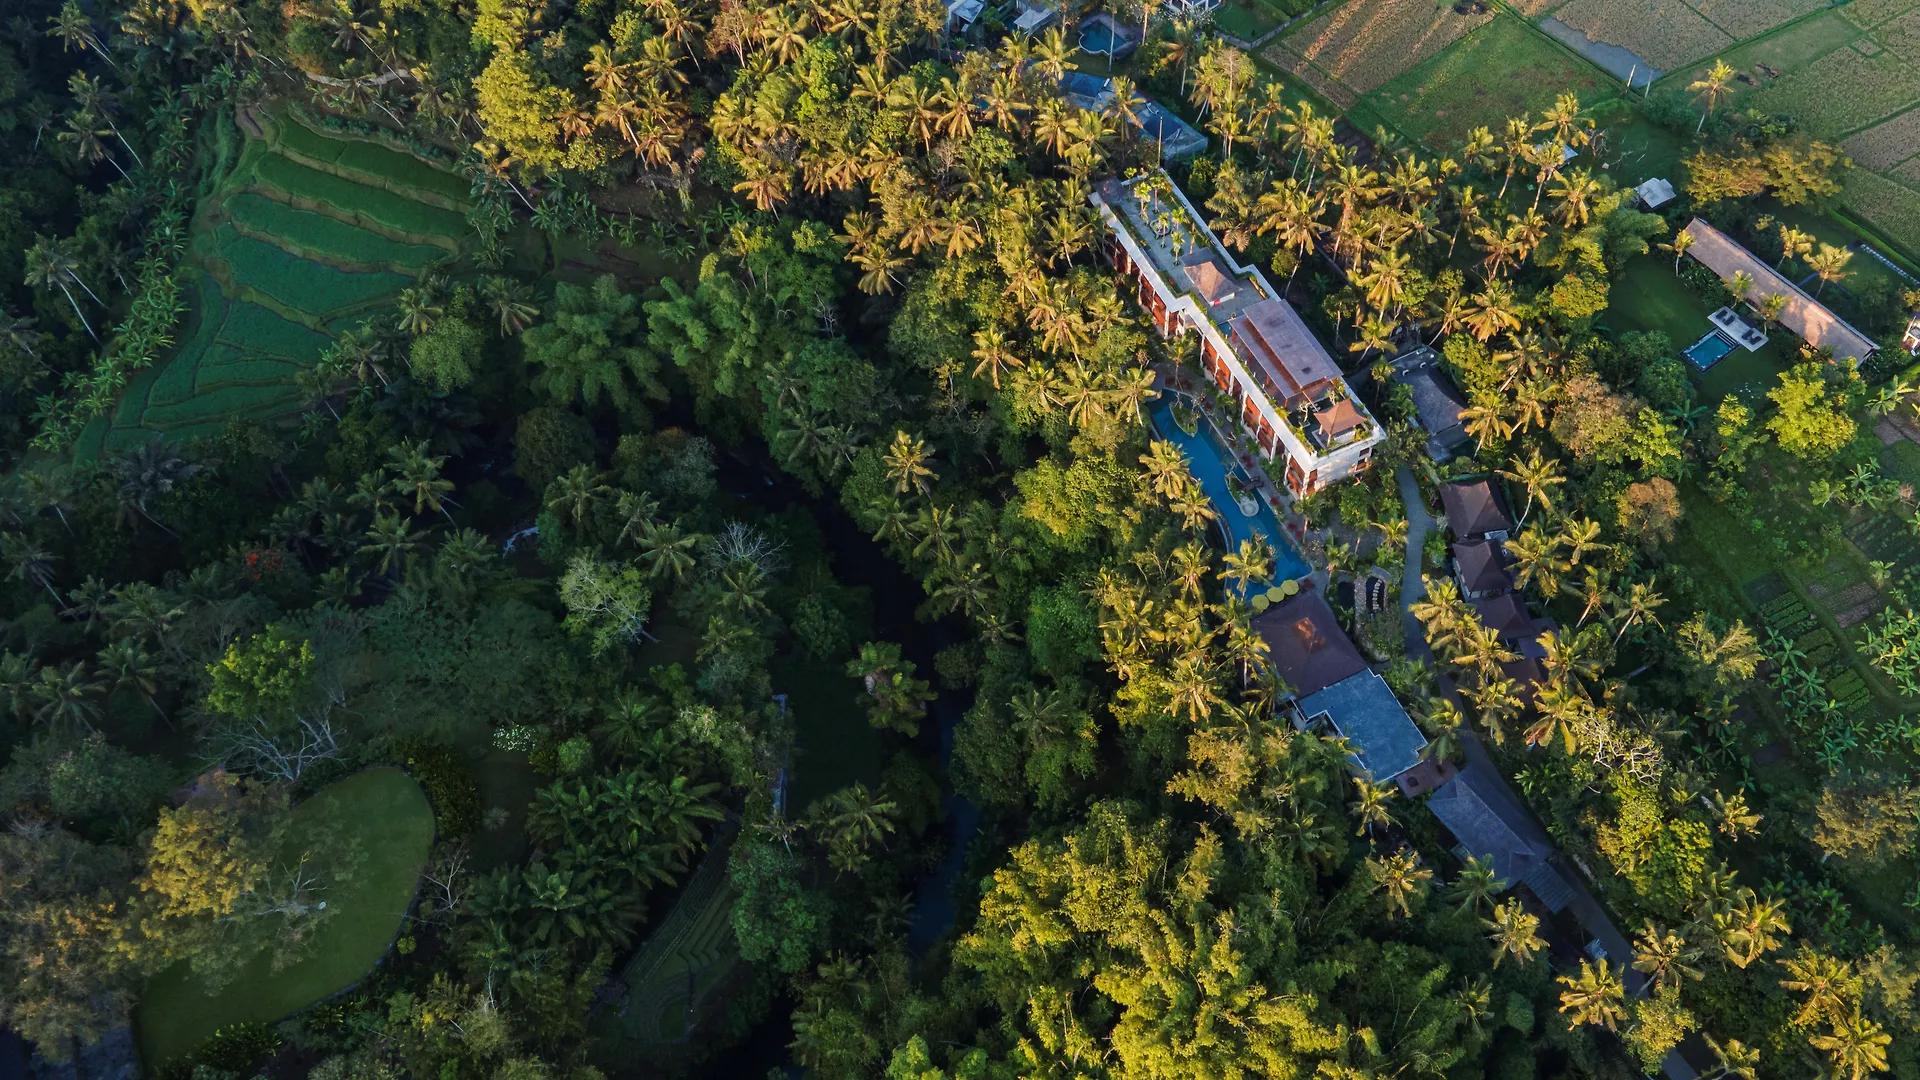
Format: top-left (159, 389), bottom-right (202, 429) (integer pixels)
top-left (1147, 398), bottom-right (1311, 591)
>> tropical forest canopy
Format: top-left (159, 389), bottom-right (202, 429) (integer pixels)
top-left (0, 0), bottom-right (1916, 1079)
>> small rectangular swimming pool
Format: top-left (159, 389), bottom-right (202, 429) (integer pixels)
top-left (1685, 331), bottom-right (1735, 370)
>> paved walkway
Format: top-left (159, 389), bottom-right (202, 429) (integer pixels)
top-left (1395, 465), bottom-right (1435, 658)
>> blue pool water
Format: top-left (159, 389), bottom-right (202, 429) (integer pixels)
top-left (1081, 23), bottom-right (1118, 53)
top-left (1147, 399), bottom-right (1311, 592)
top-left (1685, 331), bottom-right (1735, 369)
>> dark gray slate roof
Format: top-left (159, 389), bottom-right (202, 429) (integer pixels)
top-left (1297, 670), bottom-right (1426, 782)
top-left (1441, 480), bottom-right (1514, 538)
top-left (1427, 764), bottom-right (1554, 886)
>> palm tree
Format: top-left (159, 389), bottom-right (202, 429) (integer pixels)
top-left (479, 276), bottom-right (540, 336)
top-left (970, 326), bottom-right (1024, 390)
top-left (23, 235), bottom-right (97, 342)
top-left (1661, 229), bottom-right (1696, 275)
top-left (1688, 59), bottom-right (1736, 132)
top-left (97, 638), bottom-right (166, 722)
top-left (1756, 292), bottom-right (1788, 332)
top-left (1498, 448), bottom-right (1564, 525)
top-left (882, 430), bottom-right (937, 496)
top-left (1700, 1036), bottom-right (1761, 1080)
top-left (1632, 922), bottom-right (1702, 992)
top-left (546, 464), bottom-right (612, 529)
top-left (1811, 1013), bottom-right (1891, 1080)
top-left (1449, 854), bottom-right (1506, 914)
top-left (0, 308), bottom-right (41, 358)
top-left (1776, 226), bottom-right (1814, 269)
top-left (1613, 581), bottom-right (1667, 644)
top-left (361, 511), bottom-right (428, 577)
top-left (1366, 847), bottom-right (1431, 919)
top-left (1351, 778), bottom-right (1395, 837)
top-left (637, 521), bottom-right (702, 582)
top-left (388, 441), bottom-right (458, 521)
top-left (1808, 243), bottom-right (1855, 297)
top-left (32, 661), bottom-right (104, 733)
top-left (1780, 950), bottom-right (1858, 1029)
top-left (1485, 899), bottom-right (1545, 967)
top-left (1220, 536), bottom-right (1274, 594)
top-left (396, 283), bottom-right (445, 335)
top-left (1713, 888), bottom-right (1791, 968)
top-left (2, 532), bottom-right (64, 608)
top-left (1556, 959), bottom-right (1627, 1031)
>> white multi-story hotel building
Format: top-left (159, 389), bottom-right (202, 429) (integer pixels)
top-left (1092, 170), bottom-right (1383, 495)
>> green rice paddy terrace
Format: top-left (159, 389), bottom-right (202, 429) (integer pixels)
top-left (74, 110), bottom-right (469, 458)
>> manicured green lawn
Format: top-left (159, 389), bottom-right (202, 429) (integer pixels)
top-left (1365, 15), bottom-right (1613, 152)
top-left (134, 768), bottom-right (434, 1068)
top-left (1605, 256), bottom-right (1793, 405)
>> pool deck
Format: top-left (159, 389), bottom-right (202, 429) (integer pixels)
top-left (1148, 395), bottom-right (1310, 591)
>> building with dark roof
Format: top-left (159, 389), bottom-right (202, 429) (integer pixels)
top-left (1251, 589), bottom-right (1368, 698)
top-left (1294, 669), bottom-right (1428, 783)
top-left (1472, 594), bottom-right (1557, 660)
top-left (1453, 540), bottom-right (1513, 599)
top-left (1440, 479), bottom-right (1514, 540)
top-left (1426, 764), bottom-right (1575, 913)
top-left (1389, 349), bottom-right (1469, 461)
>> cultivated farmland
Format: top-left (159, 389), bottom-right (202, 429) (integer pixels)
top-left (1365, 15), bottom-right (1610, 149)
top-left (1551, 0), bottom-right (1731, 71)
top-left (75, 111), bottom-right (468, 458)
top-left (1264, 0), bottom-right (1494, 106)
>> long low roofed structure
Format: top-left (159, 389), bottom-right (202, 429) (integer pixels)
top-left (1680, 218), bottom-right (1879, 364)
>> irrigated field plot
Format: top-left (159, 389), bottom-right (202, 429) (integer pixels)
top-left (76, 112), bottom-right (470, 458)
top-left (1843, 170), bottom-right (1920, 255)
top-left (1552, 0), bottom-right (1731, 70)
top-left (1365, 15), bottom-right (1612, 149)
top-left (1844, 0), bottom-right (1920, 31)
top-left (1686, 0), bottom-right (1828, 41)
top-left (1750, 45), bottom-right (1920, 138)
top-left (1264, 0), bottom-right (1494, 106)
top-left (1842, 106), bottom-right (1920, 171)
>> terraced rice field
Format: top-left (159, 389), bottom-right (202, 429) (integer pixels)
top-left (76, 112), bottom-right (467, 458)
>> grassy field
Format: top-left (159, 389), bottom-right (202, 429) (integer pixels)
top-left (134, 767), bottom-right (435, 1068)
top-left (76, 111), bottom-right (470, 458)
top-left (1605, 258), bottom-right (1795, 404)
top-left (1363, 14), bottom-right (1614, 150)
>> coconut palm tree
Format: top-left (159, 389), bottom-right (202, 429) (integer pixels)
top-left (1366, 847), bottom-right (1431, 919)
top-left (1351, 778), bottom-right (1395, 838)
top-left (1807, 243), bottom-right (1855, 297)
top-left (1498, 447), bottom-right (1564, 524)
top-left (1688, 59), bottom-right (1736, 132)
top-left (1661, 229), bottom-right (1695, 275)
top-left (1632, 921), bottom-right (1702, 992)
top-left (1812, 1013), bottom-right (1892, 1080)
top-left (23, 235), bottom-right (97, 342)
top-left (1485, 899), bottom-right (1545, 967)
top-left (882, 430), bottom-right (937, 496)
top-left (1556, 959), bottom-right (1627, 1031)
top-left (1780, 950), bottom-right (1858, 1029)
top-left (1449, 854), bottom-right (1506, 914)
top-left (479, 276), bottom-right (540, 336)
